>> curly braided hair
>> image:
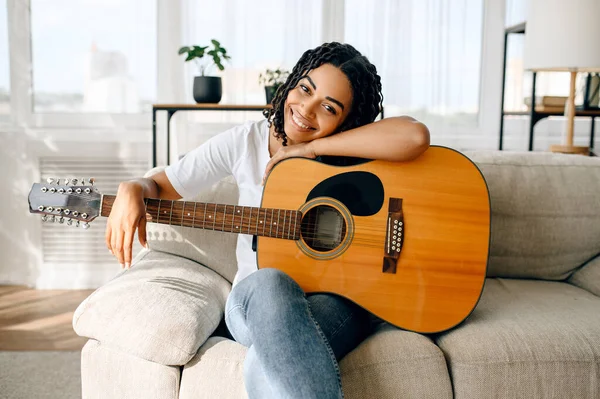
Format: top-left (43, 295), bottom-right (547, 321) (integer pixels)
top-left (263, 42), bottom-right (383, 146)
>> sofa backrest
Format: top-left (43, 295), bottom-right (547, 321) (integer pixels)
top-left (465, 151), bottom-right (600, 280)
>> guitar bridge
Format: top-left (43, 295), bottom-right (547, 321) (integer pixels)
top-left (383, 198), bottom-right (404, 274)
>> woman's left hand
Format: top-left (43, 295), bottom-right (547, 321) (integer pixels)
top-left (262, 142), bottom-right (317, 185)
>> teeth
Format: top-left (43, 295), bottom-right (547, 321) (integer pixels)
top-left (292, 112), bottom-right (311, 130)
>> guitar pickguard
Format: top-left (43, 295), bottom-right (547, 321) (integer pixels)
top-left (305, 171), bottom-right (384, 216)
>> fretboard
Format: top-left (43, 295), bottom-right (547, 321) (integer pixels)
top-left (101, 195), bottom-right (301, 240)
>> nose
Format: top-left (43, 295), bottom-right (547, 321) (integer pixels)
top-left (301, 97), bottom-right (319, 119)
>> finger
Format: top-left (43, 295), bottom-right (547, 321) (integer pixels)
top-left (123, 229), bottom-right (134, 269)
top-left (138, 217), bottom-right (148, 249)
top-left (113, 228), bottom-right (125, 269)
top-left (263, 158), bottom-right (278, 185)
top-left (105, 224), bottom-right (113, 254)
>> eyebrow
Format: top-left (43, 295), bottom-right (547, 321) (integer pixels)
top-left (304, 75), bottom-right (345, 111)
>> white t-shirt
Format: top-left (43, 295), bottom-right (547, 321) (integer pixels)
top-left (165, 119), bottom-right (271, 286)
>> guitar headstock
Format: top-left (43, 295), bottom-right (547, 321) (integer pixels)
top-left (28, 178), bottom-right (102, 229)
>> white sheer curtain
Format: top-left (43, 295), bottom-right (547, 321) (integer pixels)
top-left (344, 0), bottom-right (484, 127)
top-left (181, 0), bottom-right (323, 105)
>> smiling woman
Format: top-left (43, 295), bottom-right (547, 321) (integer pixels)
top-left (107, 41), bottom-right (429, 399)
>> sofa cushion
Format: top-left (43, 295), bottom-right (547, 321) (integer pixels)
top-left (145, 169), bottom-right (239, 284)
top-left (434, 278), bottom-right (600, 399)
top-left (466, 151), bottom-right (600, 280)
top-left (179, 327), bottom-right (453, 399)
top-left (73, 250), bottom-right (231, 365)
top-left (81, 339), bottom-right (181, 399)
top-left (180, 337), bottom-right (249, 399)
top-left (339, 325), bottom-right (453, 398)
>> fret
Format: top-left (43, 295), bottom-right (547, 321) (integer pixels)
top-left (292, 210), bottom-right (298, 240)
top-left (157, 199), bottom-right (161, 223)
top-left (192, 202), bottom-right (197, 228)
top-left (212, 204), bottom-right (217, 230)
top-left (262, 208), bottom-right (266, 236)
top-left (269, 209), bottom-right (274, 237)
top-left (282, 210), bottom-right (287, 240)
top-left (276, 209), bottom-right (281, 238)
top-left (247, 207), bottom-right (252, 234)
top-left (168, 201), bottom-right (173, 225)
top-left (255, 207), bottom-right (259, 235)
top-left (285, 211), bottom-right (292, 240)
top-left (241, 206), bottom-right (245, 233)
top-left (222, 205), bottom-right (227, 232)
top-left (235, 205), bottom-right (240, 232)
top-left (181, 201), bottom-right (185, 226)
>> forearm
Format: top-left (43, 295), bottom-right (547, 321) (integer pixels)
top-left (312, 116), bottom-right (430, 162)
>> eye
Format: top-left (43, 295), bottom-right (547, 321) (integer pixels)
top-left (299, 84), bottom-right (310, 94)
top-left (324, 104), bottom-right (336, 115)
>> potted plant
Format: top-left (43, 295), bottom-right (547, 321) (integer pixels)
top-left (178, 39), bottom-right (231, 103)
top-left (259, 68), bottom-right (290, 104)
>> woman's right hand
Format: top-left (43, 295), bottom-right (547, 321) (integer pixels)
top-left (105, 181), bottom-right (148, 270)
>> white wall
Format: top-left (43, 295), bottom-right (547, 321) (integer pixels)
top-left (0, 128), bottom-right (42, 287)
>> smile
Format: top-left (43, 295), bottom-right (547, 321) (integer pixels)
top-left (290, 109), bottom-right (315, 131)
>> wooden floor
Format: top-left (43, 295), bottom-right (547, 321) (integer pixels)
top-left (0, 285), bottom-right (94, 351)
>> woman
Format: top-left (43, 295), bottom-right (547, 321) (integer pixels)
top-left (106, 42), bottom-right (429, 398)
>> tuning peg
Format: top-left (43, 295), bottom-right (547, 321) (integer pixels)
top-left (66, 218), bottom-right (73, 226)
top-left (75, 220), bottom-right (80, 228)
top-left (46, 177), bottom-right (55, 184)
top-left (49, 215), bottom-right (56, 223)
top-left (81, 178), bottom-right (86, 186)
top-left (88, 178), bottom-right (95, 186)
top-left (58, 217), bottom-right (65, 224)
top-left (41, 215), bottom-right (48, 222)
top-left (64, 178), bottom-right (70, 186)
top-left (71, 178), bottom-right (78, 185)
top-left (82, 222), bottom-right (90, 229)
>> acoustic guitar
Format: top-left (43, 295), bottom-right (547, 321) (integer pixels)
top-left (28, 146), bottom-right (490, 333)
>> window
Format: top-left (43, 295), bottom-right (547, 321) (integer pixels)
top-left (0, 0), bottom-right (10, 120)
top-left (30, 0), bottom-right (157, 113)
top-left (344, 0), bottom-right (484, 127)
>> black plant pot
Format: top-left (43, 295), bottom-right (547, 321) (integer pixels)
top-left (193, 76), bottom-right (222, 103)
top-left (265, 85), bottom-right (280, 104)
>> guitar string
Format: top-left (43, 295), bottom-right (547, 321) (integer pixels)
top-left (64, 195), bottom-right (398, 244)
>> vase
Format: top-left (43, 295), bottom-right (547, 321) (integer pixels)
top-left (193, 76), bottom-right (222, 103)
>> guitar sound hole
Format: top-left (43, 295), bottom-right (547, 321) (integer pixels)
top-left (300, 205), bottom-right (347, 252)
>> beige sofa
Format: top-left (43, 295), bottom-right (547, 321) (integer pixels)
top-left (73, 150), bottom-right (600, 398)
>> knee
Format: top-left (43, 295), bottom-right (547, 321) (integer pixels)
top-left (252, 268), bottom-right (303, 298)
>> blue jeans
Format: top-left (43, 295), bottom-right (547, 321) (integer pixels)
top-left (225, 268), bottom-right (373, 399)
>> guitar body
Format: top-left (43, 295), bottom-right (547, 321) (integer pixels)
top-left (258, 146), bottom-right (490, 333)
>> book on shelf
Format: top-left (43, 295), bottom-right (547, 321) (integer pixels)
top-left (524, 96), bottom-right (568, 107)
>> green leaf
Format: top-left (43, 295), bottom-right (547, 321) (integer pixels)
top-left (211, 39), bottom-right (220, 47)
top-left (185, 54), bottom-right (195, 62)
top-left (178, 46), bottom-right (190, 55)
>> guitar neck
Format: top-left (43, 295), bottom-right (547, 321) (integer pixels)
top-left (100, 195), bottom-right (302, 240)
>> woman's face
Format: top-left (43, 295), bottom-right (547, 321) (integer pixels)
top-left (283, 63), bottom-right (353, 145)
